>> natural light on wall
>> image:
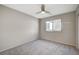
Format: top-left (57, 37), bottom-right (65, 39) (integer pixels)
top-left (45, 19), bottom-right (61, 32)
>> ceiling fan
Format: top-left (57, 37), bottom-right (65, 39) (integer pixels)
top-left (36, 4), bottom-right (51, 15)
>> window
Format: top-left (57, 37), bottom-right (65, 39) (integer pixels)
top-left (45, 19), bottom-right (61, 32)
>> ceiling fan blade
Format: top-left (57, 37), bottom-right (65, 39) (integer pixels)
top-left (36, 11), bottom-right (42, 14)
top-left (45, 11), bottom-right (52, 15)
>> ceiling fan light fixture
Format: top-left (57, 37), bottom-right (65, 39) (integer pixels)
top-left (36, 4), bottom-right (52, 15)
top-left (41, 11), bottom-right (46, 14)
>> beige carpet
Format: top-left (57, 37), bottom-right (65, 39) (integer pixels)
top-left (0, 39), bottom-right (79, 55)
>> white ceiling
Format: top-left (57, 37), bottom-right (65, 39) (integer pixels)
top-left (3, 4), bottom-right (78, 18)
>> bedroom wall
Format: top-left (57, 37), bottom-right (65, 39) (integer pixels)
top-left (0, 5), bottom-right (38, 52)
top-left (40, 12), bottom-right (76, 46)
top-left (76, 5), bottom-right (79, 48)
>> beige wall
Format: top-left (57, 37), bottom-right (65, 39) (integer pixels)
top-left (76, 5), bottom-right (79, 48)
top-left (40, 12), bottom-right (76, 46)
top-left (0, 5), bottom-right (38, 52)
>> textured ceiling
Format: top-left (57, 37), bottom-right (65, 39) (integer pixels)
top-left (3, 4), bottom-right (78, 18)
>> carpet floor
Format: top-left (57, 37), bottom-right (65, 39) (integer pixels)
top-left (0, 39), bottom-right (79, 55)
